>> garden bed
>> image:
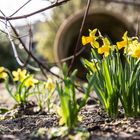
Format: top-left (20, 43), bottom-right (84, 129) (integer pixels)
top-left (0, 96), bottom-right (140, 140)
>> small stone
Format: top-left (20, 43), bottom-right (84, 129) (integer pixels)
top-left (119, 132), bottom-right (131, 138)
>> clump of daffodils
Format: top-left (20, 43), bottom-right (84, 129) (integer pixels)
top-left (82, 29), bottom-right (140, 117)
top-left (0, 66), bottom-right (56, 111)
top-left (82, 29), bottom-right (111, 57)
top-left (4, 68), bottom-right (39, 105)
top-left (82, 29), bottom-right (140, 59)
top-left (12, 68), bottom-right (38, 87)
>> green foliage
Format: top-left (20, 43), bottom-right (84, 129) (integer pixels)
top-left (83, 29), bottom-right (140, 117)
top-left (5, 69), bottom-right (38, 105)
top-left (35, 78), bottom-right (56, 112)
top-left (56, 63), bottom-right (94, 130)
top-left (0, 66), bottom-right (56, 112)
top-left (84, 51), bottom-right (119, 117)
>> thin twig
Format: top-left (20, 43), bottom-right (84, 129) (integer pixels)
top-left (10, 23), bottom-right (84, 93)
top-left (0, 19), bottom-right (11, 27)
top-left (10, 0), bottom-right (32, 17)
top-left (21, 21), bottom-right (33, 68)
top-left (6, 26), bottom-right (24, 66)
top-left (0, 28), bottom-right (29, 40)
top-left (0, 10), bottom-right (24, 66)
top-left (0, 0), bottom-right (85, 93)
top-left (0, 0), bottom-right (70, 21)
top-left (0, 10), bottom-right (40, 71)
top-left (39, 65), bottom-right (48, 80)
top-left (68, 0), bottom-right (91, 74)
top-left (60, 47), bottom-right (85, 63)
top-left (46, 47), bottom-right (86, 66)
top-left (9, 21), bottom-right (62, 79)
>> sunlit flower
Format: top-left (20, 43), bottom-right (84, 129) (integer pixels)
top-left (82, 36), bottom-right (94, 45)
top-left (116, 31), bottom-right (130, 50)
top-left (117, 40), bottom-right (127, 50)
top-left (132, 47), bottom-right (140, 58)
top-left (82, 28), bottom-right (99, 48)
top-left (127, 39), bottom-right (138, 53)
top-left (127, 40), bottom-right (140, 59)
top-left (24, 76), bottom-right (38, 87)
top-left (56, 106), bottom-right (65, 126)
top-left (12, 68), bottom-right (27, 82)
top-left (44, 78), bottom-right (55, 92)
top-left (98, 38), bottom-right (111, 57)
top-left (0, 67), bottom-right (8, 80)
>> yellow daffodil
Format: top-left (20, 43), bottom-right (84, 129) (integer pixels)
top-left (98, 37), bottom-right (111, 57)
top-left (24, 76), bottom-right (38, 87)
top-left (0, 67), bottom-right (8, 80)
top-left (132, 47), bottom-right (140, 58)
top-left (98, 46), bottom-right (110, 57)
top-left (117, 40), bottom-right (127, 50)
top-left (127, 40), bottom-right (140, 59)
top-left (116, 31), bottom-right (130, 50)
top-left (82, 36), bottom-right (94, 45)
top-left (56, 106), bottom-right (65, 126)
top-left (82, 28), bottom-right (99, 48)
top-left (44, 78), bottom-right (55, 92)
top-left (127, 39), bottom-right (138, 54)
top-left (12, 68), bottom-right (27, 82)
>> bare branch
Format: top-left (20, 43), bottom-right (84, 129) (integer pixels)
top-left (5, 24), bottom-right (24, 66)
top-left (68, 0), bottom-right (91, 74)
top-left (0, 10), bottom-right (24, 66)
top-left (10, 0), bottom-right (32, 17)
top-left (46, 47), bottom-right (86, 66)
top-left (0, 0), bottom-right (70, 21)
top-left (0, 28), bottom-right (29, 39)
top-left (21, 21), bottom-right (33, 68)
top-left (8, 20), bottom-right (62, 79)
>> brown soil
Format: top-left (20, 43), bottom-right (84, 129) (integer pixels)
top-left (0, 84), bottom-right (140, 140)
top-left (0, 104), bottom-right (139, 140)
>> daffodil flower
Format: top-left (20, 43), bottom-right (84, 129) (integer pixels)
top-left (44, 78), bottom-right (55, 92)
top-left (127, 40), bottom-right (140, 58)
top-left (82, 28), bottom-right (99, 48)
top-left (0, 66), bottom-right (8, 80)
top-left (116, 31), bottom-right (130, 50)
top-left (117, 40), bottom-right (127, 50)
top-left (98, 37), bottom-right (111, 57)
top-left (82, 36), bottom-right (94, 45)
top-left (132, 47), bottom-right (140, 58)
top-left (12, 68), bottom-right (27, 82)
top-left (24, 76), bottom-right (38, 87)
